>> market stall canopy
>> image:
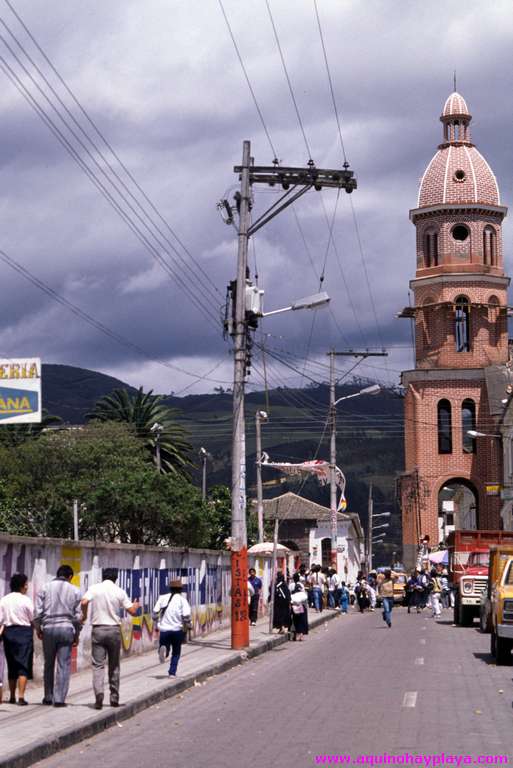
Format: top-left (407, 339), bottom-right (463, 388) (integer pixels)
top-left (248, 542), bottom-right (290, 555)
top-left (429, 550), bottom-right (448, 564)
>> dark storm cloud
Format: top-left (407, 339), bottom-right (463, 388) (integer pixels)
top-left (0, 0), bottom-right (512, 392)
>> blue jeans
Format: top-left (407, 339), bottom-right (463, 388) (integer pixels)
top-left (312, 587), bottom-right (323, 612)
top-left (382, 597), bottom-right (393, 626)
top-left (328, 591), bottom-right (337, 609)
top-left (159, 629), bottom-right (184, 676)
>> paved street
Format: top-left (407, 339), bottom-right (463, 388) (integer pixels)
top-left (33, 608), bottom-right (513, 767)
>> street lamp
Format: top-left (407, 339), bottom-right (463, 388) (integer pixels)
top-left (467, 429), bottom-right (501, 438)
top-left (330, 382), bottom-right (381, 567)
top-left (260, 291), bottom-right (330, 317)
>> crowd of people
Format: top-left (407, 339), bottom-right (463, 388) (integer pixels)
top-left (0, 566), bottom-right (191, 708)
top-left (266, 564), bottom-right (352, 640)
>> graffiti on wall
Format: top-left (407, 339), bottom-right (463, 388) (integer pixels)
top-left (0, 536), bottom-right (270, 682)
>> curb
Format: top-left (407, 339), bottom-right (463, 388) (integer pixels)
top-left (1, 610), bottom-right (340, 768)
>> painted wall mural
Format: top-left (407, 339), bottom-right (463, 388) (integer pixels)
top-left (0, 535), bottom-right (271, 683)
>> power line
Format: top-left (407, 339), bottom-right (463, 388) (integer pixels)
top-left (312, 0), bottom-right (348, 165)
top-left (217, 0), bottom-right (278, 160)
top-left (2, 0), bottom-right (222, 303)
top-left (264, 0), bottom-right (313, 162)
top-left (0, 248), bottom-right (232, 385)
top-left (0, 29), bottom-right (221, 331)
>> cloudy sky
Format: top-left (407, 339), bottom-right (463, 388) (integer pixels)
top-left (1, 0), bottom-right (512, 395)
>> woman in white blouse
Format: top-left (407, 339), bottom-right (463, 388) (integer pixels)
top-left (0, 573), bottom-right (34, 705)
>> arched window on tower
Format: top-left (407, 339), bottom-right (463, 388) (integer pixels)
top-left (461, 399), bottom-right (476, 454)
top-left (488, 295), bottom-right (500, 347)
top-left (483, 226), bottom-right (497, 267)
top-left (455, 295), bottom-right (471, 352)
top-left (424, 228), bottom-right (439, 268)
top-left (438, 399), bottom-right (453, 454)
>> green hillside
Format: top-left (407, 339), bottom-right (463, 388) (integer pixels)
top-left (40, 365), bottom-right (404, 561)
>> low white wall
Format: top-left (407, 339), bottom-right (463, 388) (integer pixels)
top-left (0, 534), bottom-right (271, 682)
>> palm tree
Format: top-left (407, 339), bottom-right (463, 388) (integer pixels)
top-left (86, 387), bottom-right (191, 475)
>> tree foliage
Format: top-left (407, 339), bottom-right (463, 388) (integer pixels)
top-left (86, 387), bottom-right (191, 476)
top-left (0, 422), bottom-right (206, 546)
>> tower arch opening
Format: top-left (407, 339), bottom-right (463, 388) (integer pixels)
top-left (483, 225), bottom-right (497, 266)
top-left (438, 479), bottom-right (478, 541)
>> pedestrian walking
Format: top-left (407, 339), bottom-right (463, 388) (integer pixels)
top-left (429, 569), bottom-right (442, 618)
top-left (327, 568), bottom-right (339, 609)
top-left (0, 573), bottom-right (34, 705)
top-left (248, 568), bottom-right (262, 626)
top-left (81, 567), bottom-right (139, 710)
top-left (289, 574), bottom-right (308, 641)
top-left (308, 565), bottom-right (325, 612)
top-left (406, 571), bottom-right (417, 614)
top-left (367, 570), bottom-right (378, 612)
top-left (271, 571), bottom-right (291, 633)
top-left (377, 569), bottom-right (399, 628)
top-left (355, 574), bottom-right (370, 613)
top-left (34, 564), bottom-right (82, 707)
top-left (152, 579), bottom-right (191, 677)
top-left (339, 581), bottom-right (350, 614)
top-left (440, 569), bottom-right (451, 609)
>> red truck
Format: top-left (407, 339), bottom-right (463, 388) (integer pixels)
top-left (447, 530), bottom-right (513, 626)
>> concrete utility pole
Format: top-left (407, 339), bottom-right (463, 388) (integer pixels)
top-left (367, 483), bottom-right (373, 572)
top-left (199, 447), bottom-right (209, 502)
top-left (73, 499), bottom-right (79, 541)
top-left (227, 142), bottom-right (358, 649)
top-left (151, 422), bottom-right (163, 473)
top-left (255, 410), bottom-right (268, 542)
top-left (230, 140), bottom-right (252, 651)
top-left (328, 350), bottom-right (388, 568)
top-left (329, 351), bottom-right (338, 567)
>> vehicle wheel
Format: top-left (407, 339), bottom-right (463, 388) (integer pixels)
top-left (453, 595), bottom-right (460, 625)
top-left (480, 609), bottom-right (491, 634)
top-left (459, 606), bottom-right (474, 627)
top-left (495, 635), bottom-right (512, 665)
top-left (491, 630), bottom-right (497, 657)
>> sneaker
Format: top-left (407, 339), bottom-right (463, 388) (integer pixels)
top-left (158, 645), bottom-right (167, 664)
top-left (110, 700), bottom-right (119, 708)
top-left (42, 698), bottom-right (53, 705)
top-left (17, 699), bottom-right (28, 706)
top-left (250, 621), bottom-right (256, 626)
top-left (54, 702), bottom-right (67, 708)
top-left (94, 694), bottom-right (103, 710)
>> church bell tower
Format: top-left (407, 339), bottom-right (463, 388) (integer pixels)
top-left (400, 91), bottom-right (509, 565)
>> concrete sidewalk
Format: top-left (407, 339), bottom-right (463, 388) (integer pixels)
top-left (0, 608), bottom-right (341, 768)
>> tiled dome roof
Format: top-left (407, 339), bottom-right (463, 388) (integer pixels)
top-left (418, 145), bottom-right (500, 207)
top-left (442, 91), bottom-right (470, 118)
top-left (418, 92), bottom-right (500, 208)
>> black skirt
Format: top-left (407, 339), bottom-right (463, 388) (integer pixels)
top-left (291, 605), bottom-right (309, 635)
top-left (3, 626), bottom-right (33, 680)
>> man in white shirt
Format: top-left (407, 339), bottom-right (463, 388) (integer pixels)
top-left (152, 579), bottom-right (191, 677)
top-left (308, 565), bottom-right (326, 612)
top-left (81, 568), bottom-right (139, 709)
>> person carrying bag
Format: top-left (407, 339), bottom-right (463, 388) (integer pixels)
top-left (152, 579), bottom-right (191, 677)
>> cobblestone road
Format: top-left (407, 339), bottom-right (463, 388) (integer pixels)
top-left (35, 607), bottom-right (513, 767)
